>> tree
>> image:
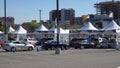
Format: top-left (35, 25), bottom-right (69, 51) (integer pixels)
top-left (8, 33), bottom-right (15, 41)
top-left (0, 25), bottom-right (4, 31)
top-left (29, 21), bottom-right (40, 31)
top-left (47, 23), bottom-right (54, 29)
top-left (22, 21), bottom-right (40, 31)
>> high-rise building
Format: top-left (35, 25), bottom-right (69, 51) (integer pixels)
top-left (61, 8), bottom-right (75, 25)
top-left (49, 8), bottom-right (75, 25)
top-left (49, 10), bottom-right (61, 21)
top-left (94, 0), bottom-right (120, 19)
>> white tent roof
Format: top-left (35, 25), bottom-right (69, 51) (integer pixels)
top-left (102, 20), bottom-right (120, 31)
top-left (14, 26), bottom-right (27, 34)
top-left (0, 31), bottom-right (3, 34)
top-left (49, 26), bottom-right (57, 31)
top-left (49, 26), bottom-right (69, 34)
top-left (9, 26), bottom-right (15, 33)
top-left (80, 22), bottom-right (98, 30)
top-left (35, 24), bottom-right (48, 31)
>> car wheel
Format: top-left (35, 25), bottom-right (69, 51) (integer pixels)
top-left (66, 46), bottom-right (70, 50)
top-left (28, 47), bottom-right (33, 51)
top-left (74, 47), bottom-right (78, 49)
top-left (11, 47), bottom-right (16, 52)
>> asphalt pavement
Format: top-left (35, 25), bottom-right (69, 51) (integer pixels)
top-left (0, 48), bottom-right (120, 68)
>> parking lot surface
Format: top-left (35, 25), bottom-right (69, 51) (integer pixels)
top-left (0, 48), bottom-right (120, 68)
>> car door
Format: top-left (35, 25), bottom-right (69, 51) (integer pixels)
top-left (13, 41), bottom-right (23, 50)
top-left (19, 42), bottom-right (27, 50)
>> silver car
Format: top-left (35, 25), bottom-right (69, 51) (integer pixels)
top-left (2, 41), bottom-right (34, 52)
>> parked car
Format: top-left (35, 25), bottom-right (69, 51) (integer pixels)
top-left (100, 42), bottom-right (111, 48)
top-left (0, 41), bottom-right (4, 48)
top-left (69, 38), bottom-right (84, 47)
top-left (43, 40), bottom-right (69, 50)
top-left (35, 38), bottom-right (53, 46)
top-left (2, 41), bottom-right (34, 52)
top-left (24, 38), bottom-right (37, 46)
top-left (72, 40), bottom-right (95, 49)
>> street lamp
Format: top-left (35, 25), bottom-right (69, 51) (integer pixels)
top-left (55, 0), bottom-right (60, 54)
top-left (4, 0), bottom-right (8, 43)
top-left (39, 10), bottom-right (42, 23)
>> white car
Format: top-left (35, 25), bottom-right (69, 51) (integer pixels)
top-left (24, 38), bottom-right (37, 45)
top-left (2, 41), bottom-right (34, 52)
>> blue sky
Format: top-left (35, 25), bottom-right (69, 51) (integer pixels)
top-left (0, 0), bottom-right (110, 24)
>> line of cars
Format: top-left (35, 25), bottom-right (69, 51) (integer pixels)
top-left (1, 38), bottom-right (70, 52)
top-left (69, 38), bottom-right (96, 49)
top-left (1, 37), bottom-right (112, 52)
top-left (35, 38), bottom-right (70, 50)
top-left (42, 40), bottom-right (69, 50)
top-left (1, 38), bottom-right (38, 52)
top-left (69, 37), bottom-right (114, 49)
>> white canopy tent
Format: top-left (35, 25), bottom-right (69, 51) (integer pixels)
top-left (49, 26), bottom-right (69, 44)
top-left (70, 22), bottom-right (98, 43)
top-left (100, 20), bottom-right (120, 50)
top-left (14, 26), bottom-right (27, 34)
top-left (70, 22), bottom-right (98, 34)
top-left (35, 24), bottom-right (49, 41)
top-left (49, 26), bottom-right (69, 34)
top-left (9, 26), bottom-right (15, 33)
top-left (102, 20), bottom-right (120, 33)
top-left (102, 20), bottom-right (120, 50)
top-left (80, 22), bottom-right (98, 31)
top-left (0, 31), bottom-right (3, 34)
top-left (35, 24), bottom-right (48, 32)
top-left (13, 26), bottom-right (27, 41)
top-left (79, 22), bottom-right (98, 35)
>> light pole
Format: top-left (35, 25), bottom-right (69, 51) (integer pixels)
top-left (4, 0), bottom-right (8, 43)
top-left (39, 10), bottom-right (42, 23)
top-left (55, 0), bottom-right (60, 54)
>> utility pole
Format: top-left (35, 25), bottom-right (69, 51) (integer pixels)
top-left (55, 0), bottom-right (60, 54)
top-left (39, 10), bottom-right (42, 23)
top-left (4, 0), bottom-right (8, 43)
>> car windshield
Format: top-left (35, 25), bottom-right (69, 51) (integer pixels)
top-left (20, 42), bottom-right (26, 45)
top-left (28, 38), bottom-right (36, 41)
top-left (13, 42), bottom-right (20, 44)
top-left (10, 41), bottom-right (26, 45)
top-left (45, 40), bottom-right (56, 43)
top-left (51, 41), bottom-right (57, 43)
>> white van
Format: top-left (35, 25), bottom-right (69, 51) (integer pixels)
top-left (24, 38), bottom-right (37, 45)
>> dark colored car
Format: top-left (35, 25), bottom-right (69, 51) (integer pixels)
top-left (72, 40), bottom-right (95, 49)
top-left (100, 42), bottom-right (111, 48)
top-left (35, 42), bottom-right (41, 46)
top-left (69, 38), bottom-right (84, 47)
top-left (42, 40), bottom-right (69, 50)
top-left (35, 38), bottom-right (53, 46)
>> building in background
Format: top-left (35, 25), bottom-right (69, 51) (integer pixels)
top-left (49, 8), bottom-right (75, 25)
top-left (0, 16), bottom-right (14, 27)
top-left (81, 14), bottom-right (113, 29)
top-left (94, 0), bottom-right (120, 19)
top-left (74, 17), bottom-right (82, 25)
top-left (61, 8), bottom-right (75, 25)
top-left (49, 10), bottom-right (61, 22)
top-left (89, 14), bottom-right (112, 29)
